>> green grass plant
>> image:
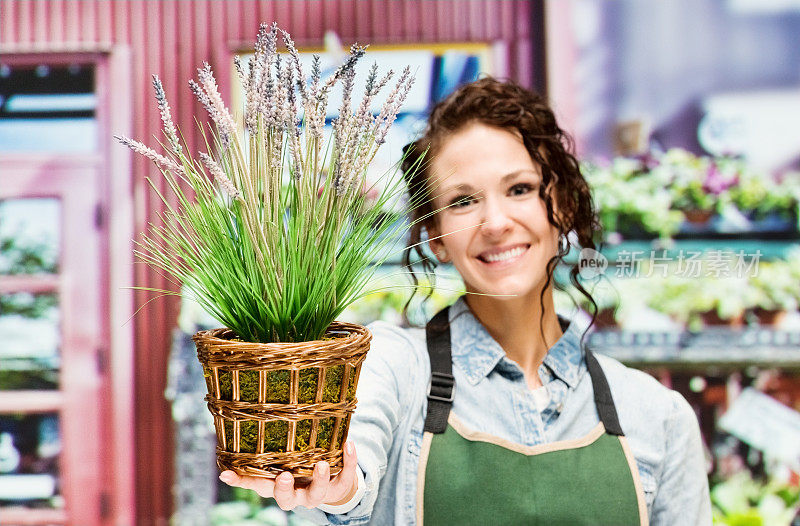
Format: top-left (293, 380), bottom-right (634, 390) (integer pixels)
top-left (116, 23), bottom-right (440, 343)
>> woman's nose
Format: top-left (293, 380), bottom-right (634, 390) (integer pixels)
top-left (479, 197), bottom-right (514, 238)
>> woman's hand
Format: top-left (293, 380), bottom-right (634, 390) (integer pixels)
top-left (218, 440), bottom-right (359, 511)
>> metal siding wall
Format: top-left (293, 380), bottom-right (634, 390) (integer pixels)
top-left (0, 1), bottom-right (535, 523)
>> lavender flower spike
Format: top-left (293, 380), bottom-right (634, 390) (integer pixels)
top-left (115, 134), bottom-right (184, 175)
top-left (374, 66), bottom-right (414, 145)
top-left (233, 55), bottom-right (249, 95)
top-left (152, 75), bottom-right (182, 156)
top-left (196, 62), bottom-right (238, 147)
top-left (281, 29), bottom-right (307, 106)
top-left (199, 152), bottom-right (242, 200)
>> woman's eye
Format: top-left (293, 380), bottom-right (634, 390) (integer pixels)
top-left (450, 195), bottom-right (475, 208)
top-left (448, 184), bottom-right (537, 208)
top-left (510, 183), bottom-right (536, 196)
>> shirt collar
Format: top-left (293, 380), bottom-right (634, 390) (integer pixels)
top-left (448, 295), bottom-right (584, 388)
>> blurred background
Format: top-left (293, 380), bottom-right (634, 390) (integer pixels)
top-left (1, 1), bottom-right (800, 525)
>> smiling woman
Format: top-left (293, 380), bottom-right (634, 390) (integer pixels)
top-left (426, 124), bottom-right (559, 318)
top-left (274, 77), bottom-right (712, 525)
top-left (402, 78), bottom-right (600, 356)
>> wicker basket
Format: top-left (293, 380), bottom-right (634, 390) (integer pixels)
top-left (192, 321), bottom-right (371, 485)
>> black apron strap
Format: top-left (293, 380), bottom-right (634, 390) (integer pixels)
top-left (584, 348), bottom-right (625, 436)
top-left (424, 306), bottom-right (455, 434)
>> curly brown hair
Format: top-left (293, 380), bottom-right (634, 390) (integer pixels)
top-left (400, 76), bottom-right (604, 337)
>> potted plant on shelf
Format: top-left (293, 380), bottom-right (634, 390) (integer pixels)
top-left (574, 282), bottom-right (621, 329)
top-left (661, 149), bottom-right (738, 225)
top-left (711, 471), bottom-right (800, 526)
top-left (117, 23), bottom-right (430, 484)
top-left (582, 156), bottom-right (683, 241)
top-left (645, 273), bottom-right (753, 331)
top-left (727, 162), bottom-right (800, 230)
top-left (746, 260), bottom-right (798, 326)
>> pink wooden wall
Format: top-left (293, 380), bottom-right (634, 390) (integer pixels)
top-left (0, 1), bottom-right (538, 523)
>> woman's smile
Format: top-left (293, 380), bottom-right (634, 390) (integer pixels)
top-left (476, 243), bottom-right (531, 269)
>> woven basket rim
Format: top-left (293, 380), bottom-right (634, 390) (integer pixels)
top-left (192, 320), bottom-right (369, 348)
top-left (193, 321), bottom-right (372, 370)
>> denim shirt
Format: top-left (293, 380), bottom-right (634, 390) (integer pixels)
top-left (292, 296), bottom-right (712, 525)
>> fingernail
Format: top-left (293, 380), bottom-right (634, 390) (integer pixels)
top-left (317, 461), bottom-right (329, 472)
top-left (280, 473), bottom-right (293, 485)
top-left (219, 472), bottom-right (233, 483)
top-left (346, 441), bottom-right (354, 455)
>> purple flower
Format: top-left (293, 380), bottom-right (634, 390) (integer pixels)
top-left (703, 162), bottom-right (739, 195)
top-left (633, 152), bottom-right (659, 171)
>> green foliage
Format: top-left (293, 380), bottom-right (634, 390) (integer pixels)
top-left (663, 149), bottom-right (723, 213)
top-left (749, 260), bottom-right (799, 311)
top-left (711, 471), bottom-right (800, 526)
top-left (726, 162), bottom-right (800, 220)
top-left (583, 148), bottom-right (799, 241)
top-left (582, 156), bottom-right (683, 240)
top-left (121, 27), bottom-right (437, 343)
top-left (0, 292), bottom-right (57, 318)
top-left (0, 368), bottom-right (58, 390)
top-left (0, 232), bottom-right (58, 275)
top-left (210, 497), bottom-right (315, 525)
top-left (644, 271), bottom-right (756, 329)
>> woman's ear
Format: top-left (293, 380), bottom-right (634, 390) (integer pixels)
top-left (425, 223), bottom-right (450, 263)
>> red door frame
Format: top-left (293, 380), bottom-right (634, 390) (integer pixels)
top-left (0, 48), bottom-right (135, 526)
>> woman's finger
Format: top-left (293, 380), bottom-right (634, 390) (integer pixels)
top-left (218, 470), bottom-right (276, 499)
top-left (302, 460), bottom-right (331, 507)
top-left (329, 440), bottom-right (358, 497)
top-left (272, 471), bottom-right (298, 510)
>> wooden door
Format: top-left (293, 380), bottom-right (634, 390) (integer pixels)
top-left (0, 60), bottom-right (106, 526)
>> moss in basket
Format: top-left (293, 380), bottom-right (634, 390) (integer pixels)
top-left (294, 368), bottom-right (319, 451)
top-left (224, 419), bottom-right (288, 453)
top-left (216, 369), bottom-right (289, 402)
top-left (239, 370), bottom-right (259, 402)
top-left (216, 368), bottom-right (289, 452)
top-left (220, 365), bottom-right (356, 452)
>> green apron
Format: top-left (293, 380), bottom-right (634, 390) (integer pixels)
top-left (417, 306), bottom-right (649, 526)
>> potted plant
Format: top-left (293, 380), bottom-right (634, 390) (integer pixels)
top-left (711, 471), bottom-right (800, 526)
top-left (573, 282), bottom-right (621, 329)
top-left (117, 24), bottom-right (429, 484)
top-left (661, 149), bottom-right (738, 224)
top-left (645, 273), bottom-right (753, 330)
top-left (582, 156), bottom-right (683, 241)
top-left (694, 276), bottom-right (752, 329)
top-left (727, 163), bottom-right (800, 228)
top-left (746, 260), bottom-right (798, 326)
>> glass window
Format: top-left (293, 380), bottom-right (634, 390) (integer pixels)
top-left (0, 198), bottom-right (60, 275)
top-left (0, 413), bottom-right (62, 510)
top-left (0, 292), bottom-right (60, 390)
top-left (0, 63), bottom-right (96, 153)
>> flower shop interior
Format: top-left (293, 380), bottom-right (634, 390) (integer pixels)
top-left (1, 1), bottom-right (800, 525)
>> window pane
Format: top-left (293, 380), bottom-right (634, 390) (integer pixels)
top-left (0, 413), bottom-right (62, 510)
top-left (0, 292), bottom-right (60, 390)
top-left (0, 198), bottom-right (60, 275)
top-left (0, 63), bottom-right (96, 153)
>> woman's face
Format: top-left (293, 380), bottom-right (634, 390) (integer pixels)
top-left (427, 121), bottom-right (560, 300)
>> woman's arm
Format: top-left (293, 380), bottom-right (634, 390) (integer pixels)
top-left (650, 390), bottom-right (712, 525)
top-left (290, 321), bottom-right (421, 524)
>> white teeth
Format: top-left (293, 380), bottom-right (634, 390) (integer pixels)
top-left (482, 246), bottom-right (526, 263)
